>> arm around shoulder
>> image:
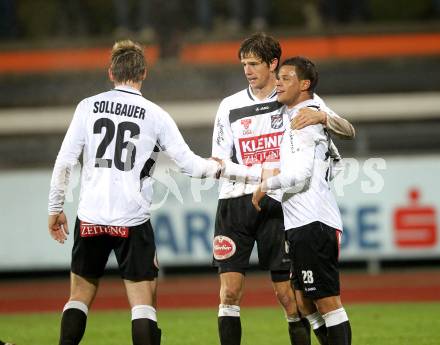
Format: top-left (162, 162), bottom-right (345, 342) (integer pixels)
top-left (325, 110), bottom-right (356, 139)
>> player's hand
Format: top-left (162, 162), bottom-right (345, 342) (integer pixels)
top-left (48, 211), bottom-right (69, 244)
top-left (252, 185), bottom-right (266, 212)
top-left (210, 157), bottom-right (224, 179)
top-left (210, 157), bottom-right (223, 165)
top-left (291, 108), bottom-right (327, 130)
top-left (261, 168), bottom-right (279, 181)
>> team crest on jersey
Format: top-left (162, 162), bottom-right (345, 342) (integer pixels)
top-left (241, 118), bottom-right (253, 135)
top-left (241, 118), bottom-right (252, 129)
top-left (271, 114), bottom-right (283, 129)
top-left (213, 236), bottom-right (236, 260)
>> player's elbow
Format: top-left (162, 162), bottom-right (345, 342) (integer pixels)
top-left (348, 125), bottom-right (356, 139)
top-left (338, 124), bottom-right (356, 140)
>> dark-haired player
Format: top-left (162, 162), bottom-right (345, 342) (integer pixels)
top-left (212, 33), bottom-right (354, 345)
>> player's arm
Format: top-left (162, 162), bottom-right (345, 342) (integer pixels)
top-left (48, 100), bottom-right (87, 243)
top-left (252, 127), bottom-right (317, 211)
top-left (219, 160), bottom-right (263, 184)
top-left (323, 106), bottom-right (355, 139)
top-left (292, 107), bottom-right (355, 139)
top-left (158, 110), bottom-right (221, 178)
top-left (292, 94), bottom-right (355, 139)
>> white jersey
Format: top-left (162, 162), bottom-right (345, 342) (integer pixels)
top-left (212, 86), bottom-right (341, 201)
top-left (265, 99), bottom-right (343, 231)
top-left (48, 85), bottom-right (219, 226)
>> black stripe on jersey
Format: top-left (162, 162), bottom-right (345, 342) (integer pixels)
top-left (268, 89), bottom-right (277, 99)
top-left (246, 87), bottom-right (254, 101)
top-left (140, 144), bottom-right (161, 180)
top-left (113, 88), bottom-right (142, 96)
top-left (231, 144), bottom-right (239, 164)
top-left (323, 128), bottom-right (331, 160)
top-left (307, 105), bottom-right (320, 110)
top-left (229, 101), bottom-right (283, 124)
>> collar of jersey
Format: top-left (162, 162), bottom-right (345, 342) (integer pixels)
top-left (291, 98), bottom-right (319, 112)
top-left (284, 99), bottom-right (320, 120)
top-left (114, 85), bottom-right (142, 96)
top-left (247, 86), bottom-right (277, 101)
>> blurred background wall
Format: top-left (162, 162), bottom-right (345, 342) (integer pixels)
top-left (0, 0), bottom-right (439, 274)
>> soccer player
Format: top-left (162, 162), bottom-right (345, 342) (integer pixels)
top-left (47, 40), bottom-right (221, 345)
top-left (253, 56), bottom-right (352, 345)
top-left (211, 33), bottom-right (354, 345)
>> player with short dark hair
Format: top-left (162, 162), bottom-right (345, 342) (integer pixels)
top-left (48, 40), bottom-right (221, 345)
top-left (212, 33), bottom-right (354, 345)
top-left (238, 32), bottom-right (282, 67)
top-left (253, 56), bottom-right (352, 345)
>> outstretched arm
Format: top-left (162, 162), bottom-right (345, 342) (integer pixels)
top-left (158, 110), bottom-right (221, 178)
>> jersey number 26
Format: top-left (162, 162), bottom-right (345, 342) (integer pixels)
top-left (94, 118), bottom-right (140, 171)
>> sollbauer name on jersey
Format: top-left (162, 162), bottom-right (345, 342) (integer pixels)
top-left (93, 100), bottom-right (146, 120)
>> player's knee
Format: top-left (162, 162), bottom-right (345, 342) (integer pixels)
top-left (220, 286), bottom-right (241, 305)
top-left (296, 302), bottom-right (307, 316)
top-left (272, 280), bottom-right (294, 308)
top-left (315, 296), bottom-right (342, 315)
top-left (69, 274), bottom-right (98, 306)
top-left (296, 298), bottom-right (315, 316)
top-left (274, 289), bottom-right (293, 309)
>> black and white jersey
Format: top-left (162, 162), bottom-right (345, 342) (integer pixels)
top-left (212, 86), bottom-right (336, 200)
top-left (265, 99), bottom-right (343, 231)
top-left (48, 85), bottom-right (219, 226)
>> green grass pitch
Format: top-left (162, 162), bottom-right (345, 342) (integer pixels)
top-left (1, 303), bottom-right (440, 344)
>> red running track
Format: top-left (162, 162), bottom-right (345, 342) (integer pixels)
top-left (1, 270), bottom-right (439, 313)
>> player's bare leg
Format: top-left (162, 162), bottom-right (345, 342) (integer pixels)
top-left (218, 272), bottom-right (245, 345)
top-left (272, 279), bottom-right (311, 345)
top-left (59, 272), bottom-right (99, 345)
top-left (295, 290), bottom-right (329, 345)
top-left (125, 279), bottom-right (161, 345)
top-left (315, 296), bottom-right (351, 345)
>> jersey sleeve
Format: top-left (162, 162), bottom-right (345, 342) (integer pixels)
top-left (313, 94), bottom-right (355, 139)
top-left (221, 160), bottom-right (262, 184)
top-left (264, 127), bottom-right (318, 192)
top-left (324, 106), bottom-right (356, 139)
top-left (211, 99), bottom-right (235, 159)
top-left (157, 110), bottom-right (220, 178)
top-left (48, 100), bottom-right (87, 215)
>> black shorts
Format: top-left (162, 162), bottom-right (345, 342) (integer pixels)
top-left (212, 194), bottom-right (290, 281)
top-left (287, 221), bottom-right (341, 299)
top-left (71, 217), bottom-right (159, 281)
